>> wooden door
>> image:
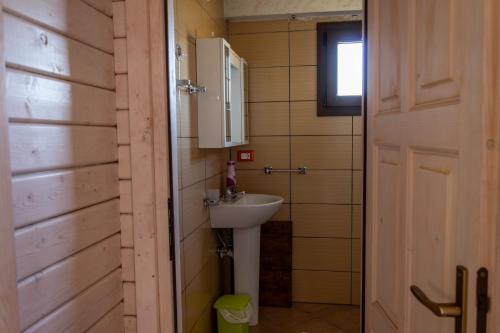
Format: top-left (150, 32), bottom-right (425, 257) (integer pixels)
top-left (365, 0), bottom-right (499, 332)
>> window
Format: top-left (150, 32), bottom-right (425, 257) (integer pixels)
top-left (317, 21), bottom-right (363, 116)
top-left (337, 42), bottom-right (363, 96)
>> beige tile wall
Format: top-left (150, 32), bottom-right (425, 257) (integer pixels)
top-left (175, 0), bottom-right (226, 332)
top-left (229, 18), bottom-right (363, 305)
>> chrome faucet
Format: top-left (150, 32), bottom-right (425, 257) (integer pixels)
top-left (223, 188), bottom-right (246, 202)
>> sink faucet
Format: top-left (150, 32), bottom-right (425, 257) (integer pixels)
top-left (223, 187), bottom-right (245, 202)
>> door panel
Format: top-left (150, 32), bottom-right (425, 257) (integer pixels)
top-left (371, 303), bottom-right (398, 333)
top-left (372, 147), bottom-right (402, 323)
top-left (409, 152), bottom-right (458, 333)
top-left (378, 0), bottom-right (401, 112)
top-left (366, 0), bottom-right (494, 331)
top-left (414, 0), bottom-right (459, 106)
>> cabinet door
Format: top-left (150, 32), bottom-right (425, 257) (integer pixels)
top-left (198, 38), bottom-right (248, 148)
top-left (240, 58), bottom-right (249, 144)
top-left (223, 43), bottom-right (232, 145)
top-left (224, 49), bottom-right (244, 146)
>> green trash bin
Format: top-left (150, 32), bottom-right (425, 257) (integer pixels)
top-left (214, 294), bottom-right (252, 333)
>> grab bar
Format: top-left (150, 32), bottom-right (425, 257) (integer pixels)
top-left (176, 79), bottom-right (207, 94)
top-left (264, 166), bottom-right (307, 175)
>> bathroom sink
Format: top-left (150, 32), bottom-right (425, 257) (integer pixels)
top-left (209, 193), bottom-right (283, 229)
top-left (208, 193), bottom-right (283, 325)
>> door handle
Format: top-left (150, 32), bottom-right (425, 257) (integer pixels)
top-left (410, 286), bottom-right (461, 317)
top-left (410, 265), bottom-right (467, 333)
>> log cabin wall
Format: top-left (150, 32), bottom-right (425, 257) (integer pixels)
top-left (0, 1), bottom-right (20, 331)
top-left (112, 1), bottom-right (137, 331)
top-left (3, 0), bottom-right (124, 332)
top-left (0, 1), bottom-right (174, 332)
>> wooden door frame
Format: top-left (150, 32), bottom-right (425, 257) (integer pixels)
top-left (163, 0), bottom-right (183, 331)
top-left (0, 1), bottom-right (20, 331)
top-left (125, 0), bottom-right (175, 332)
top-left (490, 0), bottom-right (500, 331)
top-left (361, 1), bottom-right (368, 333)
top-left (150, 0), bottom-right (176, 332)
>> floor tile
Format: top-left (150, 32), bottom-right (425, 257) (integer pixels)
top-left (318, 305), bottom-right (360, 333)
top-left (288, 319), bottom-right (348, 333)
top-left (258, 306), bottom-right (312, 328)
top-left (251, 303), bottom-right (360, 333)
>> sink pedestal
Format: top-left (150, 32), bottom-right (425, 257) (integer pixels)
top-left (233, 225), bottom-right (261, 326)
top-left (208, 194), bottom-right (284, 326)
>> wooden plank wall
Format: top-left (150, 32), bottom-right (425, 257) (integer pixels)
top-left (0, 0), bottom-right (20, 331)
top-left (2, 0), bottom-right (124, 331)
top-left (112, 1), bottom-right (137, 331)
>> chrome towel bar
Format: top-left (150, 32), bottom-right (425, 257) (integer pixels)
top-left (264, 166), bottom-right (307, 175)
top-left (176, 79), bottom-right (207, 95)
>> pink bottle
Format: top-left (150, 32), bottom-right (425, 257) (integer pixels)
top-left (226, 161), bottom-right (237, 194)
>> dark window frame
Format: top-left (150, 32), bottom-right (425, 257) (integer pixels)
top-left (317, 21), bottom-right (363, 116)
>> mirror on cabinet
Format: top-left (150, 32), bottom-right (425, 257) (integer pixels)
top-left (197, 38), bottom-right (249, 148)
top-left (241, 58), bottom-right (249, 144)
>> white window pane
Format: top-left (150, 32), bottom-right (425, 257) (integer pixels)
top-left (337, 42), bottom-right (363, 96)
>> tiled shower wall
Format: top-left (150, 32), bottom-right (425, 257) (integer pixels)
top-left (229, 18), bottom-right (363, 305)
top-left (174, 0), bottom-right (227, 332)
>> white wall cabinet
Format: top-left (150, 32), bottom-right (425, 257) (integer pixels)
top-left (197, 38), bottom-right (249, 148)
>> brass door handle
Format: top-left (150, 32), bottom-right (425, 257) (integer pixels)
top-left (410, 286), bottom-right (461, 317)
top-left (410, 265), bottom-right (467, 333)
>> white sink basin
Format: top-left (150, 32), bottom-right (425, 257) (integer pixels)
top-left (209, 194), bottom-right (283, 229)
top-left (207, 193), bottom-right (283, 326)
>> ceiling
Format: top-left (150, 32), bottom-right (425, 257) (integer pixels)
top-left (224, 0), bottom-right (362, 20)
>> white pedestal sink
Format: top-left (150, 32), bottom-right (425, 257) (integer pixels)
top-left (209, 194), bottom-right (283, 326)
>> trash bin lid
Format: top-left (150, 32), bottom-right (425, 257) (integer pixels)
top-left (214, 294), bottom-right (251, 311)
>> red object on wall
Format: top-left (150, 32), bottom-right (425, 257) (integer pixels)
top-left (237, 150), bottom-right (255, 162)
